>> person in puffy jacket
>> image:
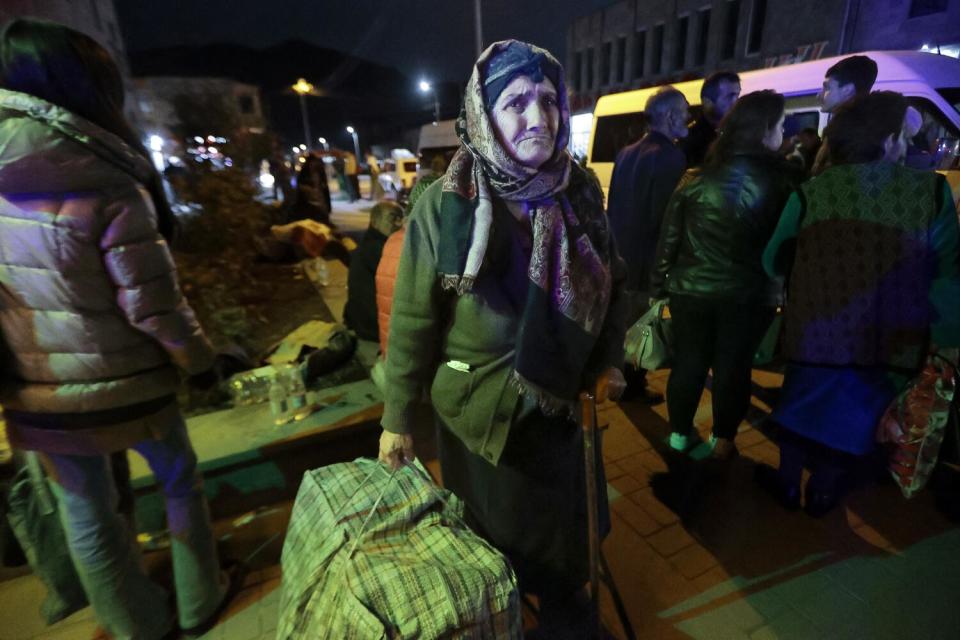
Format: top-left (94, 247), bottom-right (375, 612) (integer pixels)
top-left (0, 19), bottom-right (230, 638)
top-left (650, 90), bottom-right (803, 459)
top-left (374, 173), bottom-right (441, 355)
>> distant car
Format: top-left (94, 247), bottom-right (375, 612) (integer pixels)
top-left (378, 156), bottom-right (419, 196)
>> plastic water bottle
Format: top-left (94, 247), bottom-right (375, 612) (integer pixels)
top-left (286, 365), bottom-right (311, 421)
top-left (269, 375), bottom-right (291, 425)
top-left (315, 258), bottom-right (330, 287)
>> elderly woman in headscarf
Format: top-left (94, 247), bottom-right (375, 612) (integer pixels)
top-left (377, 40), bottom-right (627, 633)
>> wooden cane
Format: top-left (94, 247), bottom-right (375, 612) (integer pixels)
top-left (580, 391), bottom-right (602, 638)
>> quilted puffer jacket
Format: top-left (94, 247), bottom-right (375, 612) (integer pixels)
top-left (0, 89), bottom-right (213, 450)
top-left (374, 227), bottom-right (405, 355)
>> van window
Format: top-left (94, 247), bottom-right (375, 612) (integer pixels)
top-left (382, 160), bottom-right (396, 172)
top-left (938, 88), bottom-right (960, 117)
top-left (783, 111), bottom-right (820, 138)
top-left (403, 161), bottom-right (418, 173)
top-left (907, 97), bottom-right (959, 152)
top-left (591, 113), bottom-right (648, 162)
top-left (419, 147), bottom-right (457, 174)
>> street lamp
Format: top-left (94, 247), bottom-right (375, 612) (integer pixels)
top-left (419, 79), bottom-right (440, 125)
top-left (292, 77), bottom-right (315, 150)
top-left (317, 137), bottom-right (329, 151)
top-left (346, 126), bottom-right (361, 161)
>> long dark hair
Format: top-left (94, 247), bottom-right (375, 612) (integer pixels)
top-left (0, 18), bottom-right (176, 240)
top-left (704, 90), bottom-right (785, 167)
top-left (825, 91), bottom-right (908, 165)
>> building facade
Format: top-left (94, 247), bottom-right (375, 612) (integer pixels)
top-left (567, 0), bottom-right (960, 113)
top-left (132, 76), bottom-right (266, 168)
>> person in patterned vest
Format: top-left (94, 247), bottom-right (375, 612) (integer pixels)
top-left (760, 91), bottom-right (960, 517)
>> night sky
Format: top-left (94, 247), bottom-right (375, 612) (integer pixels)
top-left (116, 0), bottom-right (613, 84)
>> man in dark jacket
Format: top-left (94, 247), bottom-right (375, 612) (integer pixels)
top-left (681, 71), bottom-right (741, 167)
top-left (607, 86), bottom-right (689, 402)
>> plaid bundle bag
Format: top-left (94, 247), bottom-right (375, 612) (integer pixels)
top-left (277, 458), bottom-right (522, 639)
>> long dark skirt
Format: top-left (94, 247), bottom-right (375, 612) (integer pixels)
top-left (436, 408), bottom-right (609, 597)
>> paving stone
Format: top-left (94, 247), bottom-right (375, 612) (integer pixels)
top-left (736, 428), bottom-right (768, 448)
top-left (610, 473), bottom-right (643, 496)
top-left (636, 450), bottom-right (669, 475)
top-left (669, 544), bottom-right (719, 580)
top-left (629, 487), bottom-right (679, 526)
top-left (603, 460), bottom-right (627, 480)
top-left (750, 609), bottom-right (822, 640)
top-left (647, 523), bottom-right (696, 557)
top-left (791, 581), bottom-right (870, 634)
top-left (611, 498), bottom-right (661, 536)
top-left (851, 523), bottom-right (895, 551)
top-left (690, 565), bottom-right (732, 594)
top-left (616, 451), bottom-right (653, 483)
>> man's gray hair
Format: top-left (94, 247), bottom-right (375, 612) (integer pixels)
top-left (645, 87), bottom-right (687, 127)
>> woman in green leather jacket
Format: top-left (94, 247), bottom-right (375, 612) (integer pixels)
top-left (650, 90), bottom-right (803, 458)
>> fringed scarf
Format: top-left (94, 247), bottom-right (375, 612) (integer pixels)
top-left (437, 40), bottom-right (613, 415)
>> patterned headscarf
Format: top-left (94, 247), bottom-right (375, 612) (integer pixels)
top-left (437, 39), bottom-right (613, 414)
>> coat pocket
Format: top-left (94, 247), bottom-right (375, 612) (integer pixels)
top-left (430, 361), bottom-right (475, 423)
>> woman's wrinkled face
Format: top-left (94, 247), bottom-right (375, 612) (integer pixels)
top-left (490, 75), bottom-right (560, 169)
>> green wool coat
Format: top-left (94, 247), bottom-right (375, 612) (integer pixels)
top-left (381, 179), bottom-right (627, 465)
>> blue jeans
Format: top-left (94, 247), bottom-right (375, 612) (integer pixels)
top-left (45, 414), bottom-right (225, 639)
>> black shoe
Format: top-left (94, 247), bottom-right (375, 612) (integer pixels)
top-left (754, 463), bottom-right (801, 511)
top-left (804, 487), bottom-right (840, 518)
top-left (181, 560), bottom-right (248, 638)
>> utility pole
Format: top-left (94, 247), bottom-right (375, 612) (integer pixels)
top-left (292, 78), bottom-right (315, 150)
top-left (474, 0), bottom-right (484, 58)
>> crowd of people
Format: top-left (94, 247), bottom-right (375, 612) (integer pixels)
top-left (607, 56), bottom-right (960, 521)
top-left (1, 14), bottom-right (959, 640)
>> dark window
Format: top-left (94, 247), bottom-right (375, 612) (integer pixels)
top-left (909, 0), bottom-right (948, 18)
top-left (602, 42), bottom-right (612, 85)
top-left (747, 0), bottom-right (767, 54)
top-left (238, 95), bottom-right (254, 115)
top-left (675, 16), bottom-right (689, 70)
top-left (651, 24), bottom-right (664, 74)
top-left (615, 37), bottom-right (626, 84)
top-left (633, 30), bottom-right (647, 79)
top-left (906, 96), bottom-right (960, 170)
top-left (722, 0), bottom-right (740, 59)
top-left (574, 51), bottom-right (583, 91)
top-left (695, 9), bottom-right (711, 66)
top-left (590, 113), bottom-right (648, 163)
top-left (937, 88), bottom-right (960, 117)
top-left (586, 48), bottom-right (595, 89)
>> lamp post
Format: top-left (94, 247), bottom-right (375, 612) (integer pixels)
top-left (317, 137), bottom-right (329, 151)
top-left (292, 77), bottom-right (315, 150)
top-left (346, 126), bottom-right (361, 161)
top-left (418, 80), bottom-right (440, 125)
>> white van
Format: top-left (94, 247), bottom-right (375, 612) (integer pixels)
top-left (417, 119), bottom-right (459, 178)
top-left (588, 50), bottom-right (960, 202)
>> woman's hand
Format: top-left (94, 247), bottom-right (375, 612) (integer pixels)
top-left (378, 430), bottom-right (415, 469)
top-left (595, 366), bottom-right (627, 403)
